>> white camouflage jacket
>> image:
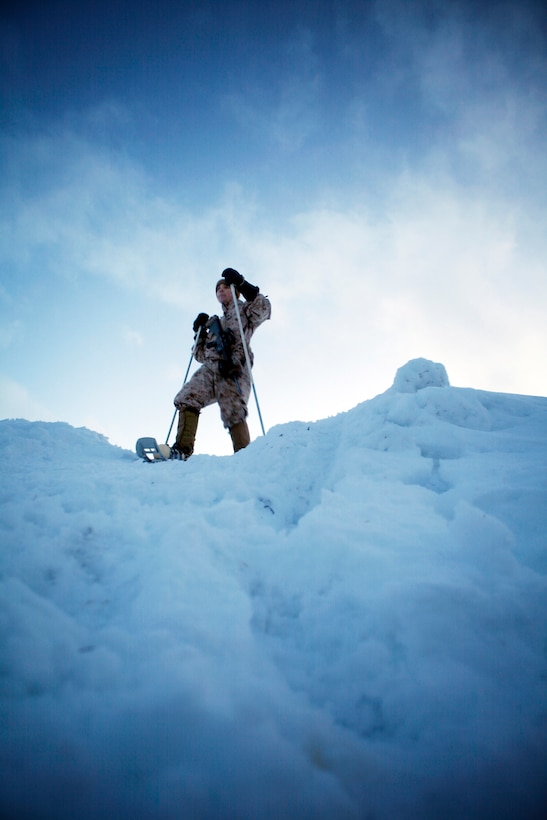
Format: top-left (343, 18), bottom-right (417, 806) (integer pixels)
top-left (194, 293), bottom-right (271, 372)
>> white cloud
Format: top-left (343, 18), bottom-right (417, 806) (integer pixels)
top-left (223, 26), bottom-right (323, 151)
top-left (0, 319), bottom-right (23, 350)
top-left (122, 328), bottom-right (144, 348)
top-left (1, 131), bottom-right (262, 307)
top-left (0, 376), bottom-right (55, 422)
top-left (2, 2), bottom-right (547, 456)
top-left (245, 171), bottom-right (547, 421)
top-left (2, 121), bottom-right (546, 457)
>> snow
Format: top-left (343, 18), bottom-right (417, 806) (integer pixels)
top-left (1, 358), bottom-right (546, 819)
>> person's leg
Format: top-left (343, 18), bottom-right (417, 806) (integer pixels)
top-left (173, 408), bottom-right (200, 458)
top-left (229, 420), bottom-right (250, 451)
top-left (217, 373), bottom-right (252, 453)
top-left (173, 366), bottom-right (215, 458)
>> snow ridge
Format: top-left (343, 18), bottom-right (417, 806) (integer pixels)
top-left (1, 360), bottom-right (546, 819)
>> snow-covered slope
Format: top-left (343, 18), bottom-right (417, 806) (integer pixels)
top-left (1, 359), bottom-right (546, 819)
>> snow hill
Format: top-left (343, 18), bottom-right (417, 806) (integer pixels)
top-left (1, 359), bottom-right (546, 819)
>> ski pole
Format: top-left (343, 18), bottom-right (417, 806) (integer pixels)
top-left (165, 334), bottom-right (200, 444)
top-left (230, 284), bottom-right (266, 436)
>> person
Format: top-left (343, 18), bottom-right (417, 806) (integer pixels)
top-left (171, 268), bottom-right (271, 458)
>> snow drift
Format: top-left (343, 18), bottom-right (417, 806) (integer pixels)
top-left (1, 359), bottom-right (546, 819)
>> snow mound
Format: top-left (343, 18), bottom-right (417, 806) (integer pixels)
top-left (392, 357), bottom-right (450, 392)
top-left (1, 363), bottom-right (546, 819)
top-left (0, 419), bottom-right (128, 464)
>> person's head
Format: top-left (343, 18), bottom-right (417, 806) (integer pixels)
top-left (216, 278), bottom-right (237, 306)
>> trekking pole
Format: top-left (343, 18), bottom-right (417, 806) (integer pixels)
top-left (230, 284), bottom-right (266, 436)
top-left (165, 334), bottom-right (200, 444)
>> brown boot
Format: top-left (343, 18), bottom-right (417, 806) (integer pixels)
top-left (173, 408), bottom-right (199, 458)
top-left (230, 420), bottom-right (250, 453)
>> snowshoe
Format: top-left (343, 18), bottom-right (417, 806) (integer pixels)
top-left (136, 437), bottom-right (171, 462)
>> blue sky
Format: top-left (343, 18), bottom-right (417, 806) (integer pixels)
top-left (1, 0), bottom-right (546, 454)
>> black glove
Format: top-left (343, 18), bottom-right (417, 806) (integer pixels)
top-left (193, 312), bottom-right (209, 333)
top-left (222, 268), bottom-right (244, 287)
top-left (239, 281), bottom-right (259, 301)
top-left (222, 268), bottom-right (259, 301)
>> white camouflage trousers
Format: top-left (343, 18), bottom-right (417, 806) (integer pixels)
top-left (174, 364), bottom-right (251, 428)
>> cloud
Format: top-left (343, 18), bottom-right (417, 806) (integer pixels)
top-left (2, 114), bottom-right (546, 427)
top-left (0, 319), bottom-right (23, 351)
top-left (0, 376), bottom-right (55, 422)
top-left (123, 328), bottom-right (144, 348)
top-left (414, 9), bottom-right (547, 186)
top-left (0, 129), bottom-right (262, 305)
top-left (223, 26), bottom-right (323, 151)
top-left (338, 0), bottom-right (547, 197)
top-left (244, 166), bottom-right (547, 419)
top-left (1, 0), bottom-right (546, 455)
